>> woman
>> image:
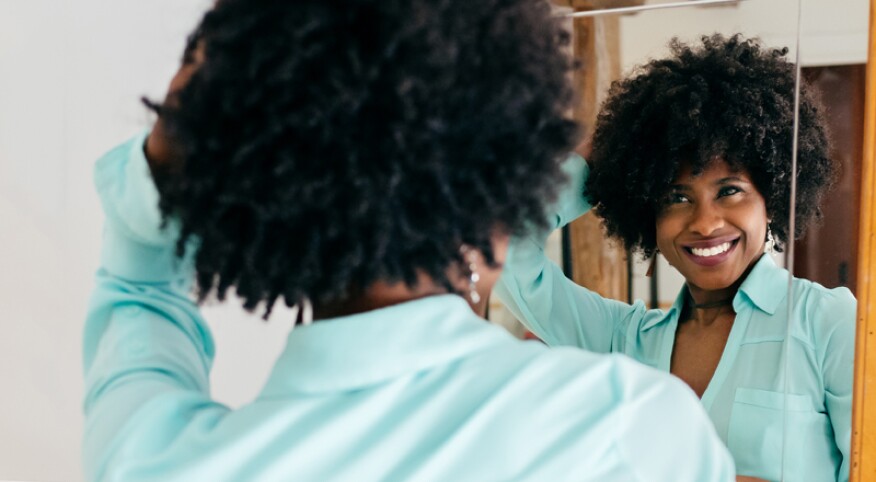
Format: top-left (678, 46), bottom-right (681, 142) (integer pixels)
top-left (495, 34), bottom-right (855, 482)
top-left (82, 1), bottom-right (735, 480)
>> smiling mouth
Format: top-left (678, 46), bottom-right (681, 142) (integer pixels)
top-left (685, 240), bottom-right (737, 258)
top-left (682, 238), bottom-right (740, 266)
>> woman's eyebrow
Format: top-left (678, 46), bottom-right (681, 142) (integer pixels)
top-left (715, 176), bottom-right (748, 184)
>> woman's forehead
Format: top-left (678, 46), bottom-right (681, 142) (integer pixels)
top-left (672, 158), bottom-right (752, 184)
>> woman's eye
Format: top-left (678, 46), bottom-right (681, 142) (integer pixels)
top-left (718, 186), bottom-right (742, 198)
top-left (667, 192), bottom-right (689, 204)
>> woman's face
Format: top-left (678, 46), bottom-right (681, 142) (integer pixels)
top-left (655, 160), bottom-right (768, 293)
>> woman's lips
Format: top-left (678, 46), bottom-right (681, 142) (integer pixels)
top-left (682, 238), bottom-right (740, 267)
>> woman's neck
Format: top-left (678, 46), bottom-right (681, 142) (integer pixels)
top-left (313, 275), bottom-right (450, 320)
top-left (684, 276), bottom-right (745, 327)
top-left (686, 283), bottom-right (739, 309)
top-left (683, 291), bottom-right (736, 327)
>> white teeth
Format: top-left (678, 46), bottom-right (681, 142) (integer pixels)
top-left (690, 242), bottom-right (732, 257)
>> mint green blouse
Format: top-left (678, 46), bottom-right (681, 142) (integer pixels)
top-left (82, 135), bottom-right (736, 481)
top-left (494, 154), bottom-right (856, 482)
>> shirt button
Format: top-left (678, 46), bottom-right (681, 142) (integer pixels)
top-left (124, 305), bottom-right (143, 317)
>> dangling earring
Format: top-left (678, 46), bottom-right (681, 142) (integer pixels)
top-left (289, 297), bottom-right (314, 330)
top-left (646, 250), bottom-right (659, 278)
top-left (460, 245), bottom-right (481, 304)
top-left (764, 224), bottom-right (776, 254)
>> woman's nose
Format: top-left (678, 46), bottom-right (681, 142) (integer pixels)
top-left (688, 202), bottom-right (724, 236)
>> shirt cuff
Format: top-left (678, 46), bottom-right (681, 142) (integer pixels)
top-left (94, 129), bottom-right (181, 247)
top-left (549, 153), bottom-right (592, 230)
top-left (94, 131), bottom-right (190, 283)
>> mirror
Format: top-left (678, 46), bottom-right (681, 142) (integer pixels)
top-left (0, 0), bottom-right (868, 480)
top-left (490, 0), bottom-right (869, 480)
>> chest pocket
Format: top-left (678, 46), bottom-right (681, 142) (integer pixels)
top-left (727, 388), bottom-right (838, 481)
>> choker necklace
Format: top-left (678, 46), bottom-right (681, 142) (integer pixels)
top-left (689, 297), bottom-right (734, 310)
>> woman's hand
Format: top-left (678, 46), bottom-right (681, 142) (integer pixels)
top-left (144, 41), bottom-right (203, 170)
top-left (575, 136), bottom-right (592, 164)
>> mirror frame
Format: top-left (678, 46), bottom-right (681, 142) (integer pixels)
top-left (851, 0), bottom-right (876, 479)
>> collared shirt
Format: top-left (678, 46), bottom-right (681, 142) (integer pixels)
top-left (494, 154), bottom-right (856, 482)
top-left (82, 134), bottom-right (735, 481)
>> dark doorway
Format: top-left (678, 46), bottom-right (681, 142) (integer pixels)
top-left (794, 64), bottom-right (865, 295)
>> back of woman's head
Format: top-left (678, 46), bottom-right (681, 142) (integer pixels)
top-left (153, 0), bottom-right (578, 315)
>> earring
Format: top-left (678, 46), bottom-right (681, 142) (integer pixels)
top-left (765, 224), bottom-right (776, 254)
top-left (289, 297), bottom-right (313, 329)
top-left (460, 245), bottom-right (481, 304)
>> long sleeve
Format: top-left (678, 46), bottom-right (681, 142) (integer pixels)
top-left (493, 154), bottom-right (646, 352)
top-left (83, 133), bottom-right (229, 481)
top-left (80, 137), bottom-right (736, 482)
top-left (813, 287), bottom-right (857, 482)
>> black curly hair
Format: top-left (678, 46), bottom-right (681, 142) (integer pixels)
top-left (149, 0), bottom-right (579, 316)
top-left (587, 34), bottom-right (834, 257)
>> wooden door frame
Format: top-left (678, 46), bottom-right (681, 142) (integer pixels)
top-left (851, 1), bottom-right (876, 479)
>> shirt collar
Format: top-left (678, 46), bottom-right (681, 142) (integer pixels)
top-left (641, 254), bottom-right (788, 330)
top-left (734, 254), bottom-right (789, 315)
top-left (260, 295), bottom-right (514, 395)
top-left (641, 289), bottom-right (685, 331)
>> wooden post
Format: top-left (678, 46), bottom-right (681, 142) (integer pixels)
top-left (851, 1), bottom-right (876, 479)
top-left (566, 7), bottom-right (631, 300)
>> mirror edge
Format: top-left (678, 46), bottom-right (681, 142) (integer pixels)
top-left (851, 0), bottom-right (876, 479)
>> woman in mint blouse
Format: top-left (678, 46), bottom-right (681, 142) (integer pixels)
top-left (81, 1), bottom-right (737, 480)
top-left (495, 35), bottom-right (855, 482)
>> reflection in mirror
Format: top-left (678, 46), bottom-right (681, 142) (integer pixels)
top-left (491, 0), bottom-right (863, 480)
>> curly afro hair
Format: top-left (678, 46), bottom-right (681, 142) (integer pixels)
top-left (150, 0), bottom-right (579, 316)
top-left (586, 33), bottom-right (834, 257)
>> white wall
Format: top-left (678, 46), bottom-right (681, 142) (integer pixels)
top-left (0, 0), bottom-right (868, 480)
top-left (0, 2), bottom-right (297, 481)
top-left (620, 0), bottom-right (868, 73)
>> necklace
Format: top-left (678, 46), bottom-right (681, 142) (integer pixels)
top-left (691, 298), bottom-right (734, 309)
top-left (687, 291), bottom-right (734, 310)
top-left (687, 291), bottom-right (735, 310)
